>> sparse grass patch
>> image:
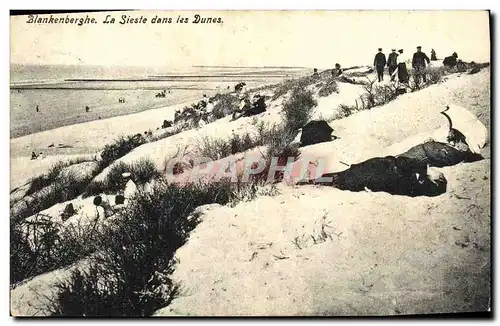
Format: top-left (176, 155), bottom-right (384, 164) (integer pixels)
top-left (272, 75), bottom-right (318, 100)
top-left (149, 125), bottom-right (184, 143)
top-left (197, 132), bottom-right (257, 161)
top-left (335, 104), bottom-right (358, 119)
top-left (318, 78), bottom-right (339, 97)
top-left (424, 66), bottom-right (447, 85)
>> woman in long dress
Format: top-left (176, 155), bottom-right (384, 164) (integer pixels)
top-left (392, 49), bottom-right (409, 93)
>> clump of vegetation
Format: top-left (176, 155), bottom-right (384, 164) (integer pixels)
top-left (84, 158), bottom-right (160, 197)
top-left (196, 119), bottom-right (300, 163)
top-left (272, 75), bottom-right (318, 100)
top-left (12, 167), bottom-right (101, 224)
top-left (423, 66), bottom-right (447, 85)
top-left (197, 132), bottom-right (256, 161)
top-left (25, 157), bottom-right (96, 197)
top-left (282, 88), bottom-right (317, 132)
top-left (149, 125), bottom-right (185, 143)
top-left (336, 104), bottom-right (358, 119)
top-left (211, 93), bottom-right (239, 119)
top-left (49, 178), bottom-right (267, 316)
top-left (11, 213), bottom-right (101, 285)
top-left (335, 78), bottom-right (399, 114)
top-left (318, 78), bottom-right (339, 97)
top-left (100, 134), bottom-right (147, 169)
top-left (253, 141), bottom-right (300, 184)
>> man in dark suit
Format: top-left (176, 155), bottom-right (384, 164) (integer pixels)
top-left (373, 48), bottom-right (387, 82)
top-left (412, 46), bottom-right (431, 84)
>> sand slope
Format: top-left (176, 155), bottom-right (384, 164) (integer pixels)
top-left (153, 69), bottom-right (490, 316)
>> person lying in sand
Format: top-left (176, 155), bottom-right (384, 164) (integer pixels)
top-left (231, 94), bottom-right (251, 121)
top-left (302, 155), bottom-right (446, 197)
top-left (399, 105), bottom-right (486, 166)
top-left (330, 64), bottom-right (357, 84)
top-left (232, 94), bottom-right (267, 121)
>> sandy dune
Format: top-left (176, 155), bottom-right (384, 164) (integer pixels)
top-left (153, 69), bottom-right (490, 315)
top-left (10, 68), bottom-right (490, 316)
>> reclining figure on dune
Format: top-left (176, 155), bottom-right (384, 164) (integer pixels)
top-left (299, 104), bottom-right (487, 197)
top-left (310, 155), bottom-right (446, 197)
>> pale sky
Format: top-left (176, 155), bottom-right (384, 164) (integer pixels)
top-left (10, 10), bottom-right (490, 68)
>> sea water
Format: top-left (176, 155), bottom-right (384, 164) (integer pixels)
top-left (10, 64), bottom-right (308, 138)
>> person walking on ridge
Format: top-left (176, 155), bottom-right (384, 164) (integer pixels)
top-left (373, 48), bottom-right (387, 82)
top-left (412, 46), bottom-right (430, 85)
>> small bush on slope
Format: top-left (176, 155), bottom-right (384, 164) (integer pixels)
top-left (211, 93), bottom-right (240, 119)
top-left (282, 88), bottom-right (317, 132)
top-left (25, 157), bottom-right (96, 197)
top-left (318, 78), bottom-right (339, 97)
top-left (11, 213), bottom-right (101, 285)
top-left (12, 167), bottom-right (101, 224)
top-left (99, 134), bottom-right (147, 170)
top-left (272, 75), bottom-right (318, 100)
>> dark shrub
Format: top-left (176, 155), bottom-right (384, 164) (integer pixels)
top-left (211, 93), bottom-right (239, 119)
top-left (11, 213), bottom-right (100, 285)
top-left (282, 88), bottom-right (317, 132)
top-left (318, 78), bottom-right (339, 97)
top-left (100, 134), bottom-right (147, 169)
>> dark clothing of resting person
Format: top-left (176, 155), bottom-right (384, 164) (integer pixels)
top-left (312, 156), bottom-right (446, 197)
top-left (397, 140), bottom-right (483, 167)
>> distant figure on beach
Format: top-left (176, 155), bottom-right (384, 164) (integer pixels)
top-left (313, 68), bottom-right (320, 78)
top-left (162, 119), bottom-right (172, 129)
top-left (234, 82), bottom-right (246, 92)
top-left (387, 49), bottom-right (398, 81)
top-left (373, 48), bottom-right (387, 82)
top-left (331, 63), bottom-right (342, 78)
top-left (156, 90), bottom-right (166, 98)
top-left (431, 48), bottom-right (437, 61)
top-left (35, 105), bottom-right (39, 113)
top-left (85, 106), bottom-right (90, 113)
top-left (31, 151), bottom-right (38, 160)
top-left (443, 52), bottom-right (458, 68)
top-left (412, 46), bottom-right (430, 84)
top-left (118, 97), bottom-right (125, 103)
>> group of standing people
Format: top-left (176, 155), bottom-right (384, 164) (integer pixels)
top-left (373, 46), bottom-right (433, 86)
